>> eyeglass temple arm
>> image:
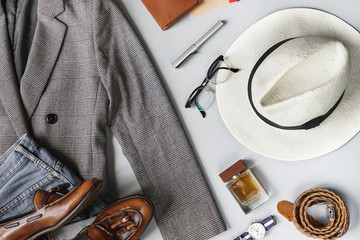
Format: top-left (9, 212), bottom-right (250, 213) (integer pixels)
top-left (216, 67), bottom-right (239, 72)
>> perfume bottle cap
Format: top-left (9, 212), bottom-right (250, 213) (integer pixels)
top-left (219, 160), bottom-right (247, 183)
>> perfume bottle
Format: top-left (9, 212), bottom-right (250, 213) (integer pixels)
top-left (219, 160), bottom-right (269, 214)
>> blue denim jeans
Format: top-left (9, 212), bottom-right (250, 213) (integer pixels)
top-left (0, 134), bottom-right (107, 223)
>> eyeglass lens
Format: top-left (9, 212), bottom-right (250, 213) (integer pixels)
top-left (194, 87), bottom-right (214, 112)
top-left (208, 60), bottom-right (231, 85)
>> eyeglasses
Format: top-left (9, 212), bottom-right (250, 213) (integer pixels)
top-left (185, 55), bottom-right (239, 117)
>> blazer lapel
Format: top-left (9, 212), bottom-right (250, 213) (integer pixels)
top-left (0, 5), bottom-right (29, 137)
top-left (20, 0), bottom-right (67, 119)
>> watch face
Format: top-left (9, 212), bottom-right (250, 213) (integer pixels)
top-left (248, 223), bottom-right (266, 239)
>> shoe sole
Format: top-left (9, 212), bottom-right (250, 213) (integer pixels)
top-left (27, 179), bottom-right (104, 240)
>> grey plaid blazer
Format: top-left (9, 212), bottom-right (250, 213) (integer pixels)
top-left (0, 0), bottom-right (225, 239)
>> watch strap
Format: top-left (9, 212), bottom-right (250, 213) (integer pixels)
top-left (262, 215), bottom-right (277, 231)
top-left (236, 231), bottom-right (253, 240)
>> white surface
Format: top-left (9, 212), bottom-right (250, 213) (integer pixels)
top-left (108, 0), bottom-right (360, 239)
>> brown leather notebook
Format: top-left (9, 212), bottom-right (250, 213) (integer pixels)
top-left (141, 0), bottom-right (199, 31)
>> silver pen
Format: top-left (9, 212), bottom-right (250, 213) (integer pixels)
top-left (171, 20), bottom-right (225, 68)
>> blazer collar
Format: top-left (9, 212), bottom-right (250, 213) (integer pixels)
top-left (20, 0), bottom-right (67, 119)
top-left (0, 0), bottom-right (66, 137)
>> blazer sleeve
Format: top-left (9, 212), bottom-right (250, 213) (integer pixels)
top-left (92, 1), bottom-right (226, 239)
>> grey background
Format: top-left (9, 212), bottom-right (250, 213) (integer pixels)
top-left (108, 0), bottom-right (360, 239)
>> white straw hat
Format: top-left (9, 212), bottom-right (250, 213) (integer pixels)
top-left (217, 8), bottom-right (360, 161)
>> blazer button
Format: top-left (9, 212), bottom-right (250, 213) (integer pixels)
top-left (46, 114), bottom-right (58, 124)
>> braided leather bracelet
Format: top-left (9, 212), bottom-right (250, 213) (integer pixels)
top-left (277, 188), bottom-right (349, 239)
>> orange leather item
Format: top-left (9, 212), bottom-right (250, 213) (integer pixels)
top-left (73, 195), bottom-right (154, 240)
top-left (277, 188), bottom-right (350, 240)
top-left (141, 0), bottom-right (198, 30)
top-left (0, 178), bottom-right (103, 240)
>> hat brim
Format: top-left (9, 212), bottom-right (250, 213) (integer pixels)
top-left (217, 8), bottom-right (360, 161)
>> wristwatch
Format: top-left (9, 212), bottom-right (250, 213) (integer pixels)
top-left (235, 215), bottom-right (277, 240)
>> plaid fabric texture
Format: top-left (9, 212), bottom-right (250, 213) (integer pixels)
top-left (0, 0), bottom-right (226, 239)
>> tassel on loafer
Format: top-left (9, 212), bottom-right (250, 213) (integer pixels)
top-left (73, 195), bottom-right (154, 240)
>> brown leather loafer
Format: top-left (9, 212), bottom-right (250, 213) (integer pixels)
top-left (73, 195), bottom-right (154, 240)
top-left (0, 178), bottom-right (103, 240)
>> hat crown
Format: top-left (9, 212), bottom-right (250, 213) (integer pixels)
top-left (252, 37), bottom-right (349, 126)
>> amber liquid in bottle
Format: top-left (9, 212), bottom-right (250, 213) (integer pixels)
top-left (228, 170), bottom-right (261, 204)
